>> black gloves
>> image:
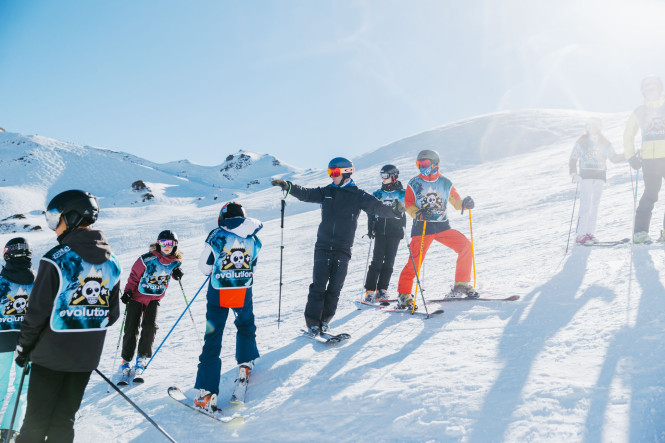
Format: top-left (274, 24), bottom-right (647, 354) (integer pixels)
top-left (462, 196), bottom-right (474, 211)
top-left (271, 180), bottom-right (291, 192)
top-left (629, 155), bottom-right (642, 170)
top-left (172, 267), bottom-right (184, 281)
top-left (416, 207), bottom-right (433, 221)
top-left (392, 200), bottom-right (405, 215)
top-left (15, 345), bottom-right (29, 368)
top-left (121, 290), bottom-right (132, 305)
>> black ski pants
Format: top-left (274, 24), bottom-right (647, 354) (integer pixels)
top-left (17, 364), bottom-right (90, 443)
top-left (635, 158), bottom-right (665, 233)
top-left (121, 299), bottom-right (160, 362)
top-left (304, 249), bottom-right (350, 327)
top-left (365, 234), bottom-right (401, 292)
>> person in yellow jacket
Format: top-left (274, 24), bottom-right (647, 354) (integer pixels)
top-left (624, 75), bottom-right (665, 243)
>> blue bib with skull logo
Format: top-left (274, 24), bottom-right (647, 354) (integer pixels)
top-left (205, 228), bottom-right (261, 290)
top-left (137, 252), bottom-right (181, 296)
top-left (43, 245), bottom-right (122, 332)
top-left (0, 277), bottom-right (33, 332)
top-left (408, 175), bottom-right (453, 222)
top-left (372, 188), bottom-right (405, 214)
top-left (635, 102), bottom-right (665, 142)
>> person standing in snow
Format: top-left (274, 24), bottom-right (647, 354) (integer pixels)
top-left (119, 230), bottom-right (183, 380)
top-left (364, 164), bottom-right (406, 302)
top-left (0, 238), bottom-right (35, 441)
top-left (193, 202), bottom-right (261, 412)
top-left (271, 157), bottom-right (405, 336)
top-left (15, 190), bottom-right (121, 443)
top-left (396, 149), bottom-right (476, 310)
top-left (625, 75), bottom-right (665, 243)
top-left (569, 118), bottom-right (625, 244)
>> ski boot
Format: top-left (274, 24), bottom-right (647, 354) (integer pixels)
top-left (120, 360), bottom-right (131, 376)
top-left (397, 293), bottom-right (417, 311)
top-left (238, 361), bottom-right (253, 382)
top-left (633, 231), bottom-right (652, 244)
top-left (376, 289), bottom-right (389, 301)
top-left (364, 290), bottom-right (376, 302)
top-left (657, 230), bottom-right (665, 243)
top-left (320, 321), bottom-right (330, 334)
top-left (194, 389), bottom-right (218, 412)
top-left (133, 356), bottom-right (148, 383)
top-left (305, 325), bottom-right (321, 337)
top-left (448, 282), bottom-right (480, 299)
top-left (587, 234), bottom-right (598, 244)
top-left (576, 234), bottom-right (591, 244)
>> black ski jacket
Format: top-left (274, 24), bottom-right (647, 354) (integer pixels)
top-left (289, 181), bottom-right (401, 256)
top-left (18, 228), bottom-right (120, 372)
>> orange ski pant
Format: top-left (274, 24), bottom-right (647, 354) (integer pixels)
top-left (397, 229), bottom-right (472, 295)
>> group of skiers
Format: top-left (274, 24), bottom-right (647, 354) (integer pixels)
top-left (0, 74), bottom-right (663, 441)
top-left (571, 75), bottom-right (665, 245)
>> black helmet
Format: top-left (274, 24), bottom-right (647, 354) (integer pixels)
top-left (417, 149), bottom-right (440, 165)
top-left (416, 149), bottom-right (440, 176)
top-left (157, 230), bottom-right (178, 254)
top-left (327, 157), bottom-right (354, 180)
top-left (380, 164), bottom-right (399, 181)
top-left (3, 237), bottom-right (31, 262)
top-left (46, 190), bottom-right (99, 232)
top-left (218, 202), bottom-right (246, 225)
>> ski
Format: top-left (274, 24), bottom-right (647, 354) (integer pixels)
top-left (132, 370), bottom-right (145, 384)
top-left (583, 238), bottom-right (630, 247)
top-left (379, 306), bottom-right (444, 317)
top-left (168, 387), bottom-right (244, 424)
top-left (300, 329), bottom-right (350, 344)
top-left (117, 370), bottom-right (132, 386)
top-left (429, 295), bottom-right (520, 302)
top-left (356, 300), bottom-right (391, 308)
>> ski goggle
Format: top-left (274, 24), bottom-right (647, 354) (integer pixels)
top-left (158, 239), bottom-right (177, 248)
top-left (328, 167), bottom-right (354, 178)
top-left (380, 172), bottom-right (395, 179)
top-left (416, 158), bottom-right (432, 169)
top-left (3, 243), bottom-right (29, 256)
top-left (45, 208), bottom-right (62, 230)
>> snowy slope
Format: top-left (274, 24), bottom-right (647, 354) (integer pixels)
top-left (1, 109), bottom-right (664, 442)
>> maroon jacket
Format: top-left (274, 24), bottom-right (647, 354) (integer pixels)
top-left (124, 250), bottom-right (180, 306)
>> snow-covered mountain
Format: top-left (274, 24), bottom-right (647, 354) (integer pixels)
top-left (1, 109), bottom-right (663, 443)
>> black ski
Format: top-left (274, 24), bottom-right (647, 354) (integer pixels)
top-left (429, 295), bottom-right (520, 302)
top-left (300, 329), bottom-right (350, 344)
top-left (378, 305), bottom-right (444, 317)
top-left (168, 387), bottom-right (244, 424)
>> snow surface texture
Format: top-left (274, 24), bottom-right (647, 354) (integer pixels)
top-left (1, 109), bottom-right (663, 442)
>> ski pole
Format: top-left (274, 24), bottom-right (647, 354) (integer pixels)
top-left (5, 363), bottom-right (29, 443)
top-left (628, 164), bottom-right (639, 302)
top-left (412, 221), bottom-right (427, 314)
top-left (278, 197), bottom-right (286, 327)
top-left (468, 209), bottom-right (476, 288)
top-left (404, 227), bottom-right (431, 317)
top-left (94, 369), bottom-right (177, 443)
top-left (107, 307), bottom-right (127, 393)
top-left (178, 280), bottom-right (203, 347)
top-left (145, 276), bottom-right (209, 371)
top-left (565, 181), bottom-right (580, 254)
top-left (360, 237), bottom-right (374, 304)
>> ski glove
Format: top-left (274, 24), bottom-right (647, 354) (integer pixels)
top-left (416, 207), bottom-right (434, 221)
top-left (392, 199), bottom-right (405, 215)
top-left (121, 290), bottom-right (132, 305)
top-left (628, 155), bottom-right (642, 170)
top-left (571, 174), bottom-right (582, 184)
top-left (15, 345), bottom-right (29, 368)
top-left (172, 267), bottom-right (184, 281)
top-left (462, 196), bottom-right (474, 210)
top-left (271, 180), bottom-right (291, 192)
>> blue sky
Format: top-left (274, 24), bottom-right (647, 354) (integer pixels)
top-left (1, 0), bottom-right (664, 169)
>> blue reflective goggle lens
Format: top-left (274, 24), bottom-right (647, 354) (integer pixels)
top-left (45, 209), bottom-right (61, 230)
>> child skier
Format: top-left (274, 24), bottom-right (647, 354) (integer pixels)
top-left (569, 117), bottom-right (624, 244)
top-left (120, 230), bottom-right (183, 381)
top-left (396, 150), bottom-right (476, 310)
top-left (0, 238), bottom-right (35, 441)
top-left (193, 202), bottom-right (262, 412)
top-left (271, 157), bottom-right (405, 336)
top-left (364, 164), bottom-right (406, 302)
top-left (15, 190), bottom-right (121, 442)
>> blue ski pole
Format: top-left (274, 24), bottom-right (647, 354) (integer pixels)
top-left (144, 276), bottom-right (209, 371)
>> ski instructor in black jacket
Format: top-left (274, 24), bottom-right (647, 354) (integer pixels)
top-left (272, 157), bottom-right (405, 336)
top-left (15, 190), bottom-right (121, 443)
